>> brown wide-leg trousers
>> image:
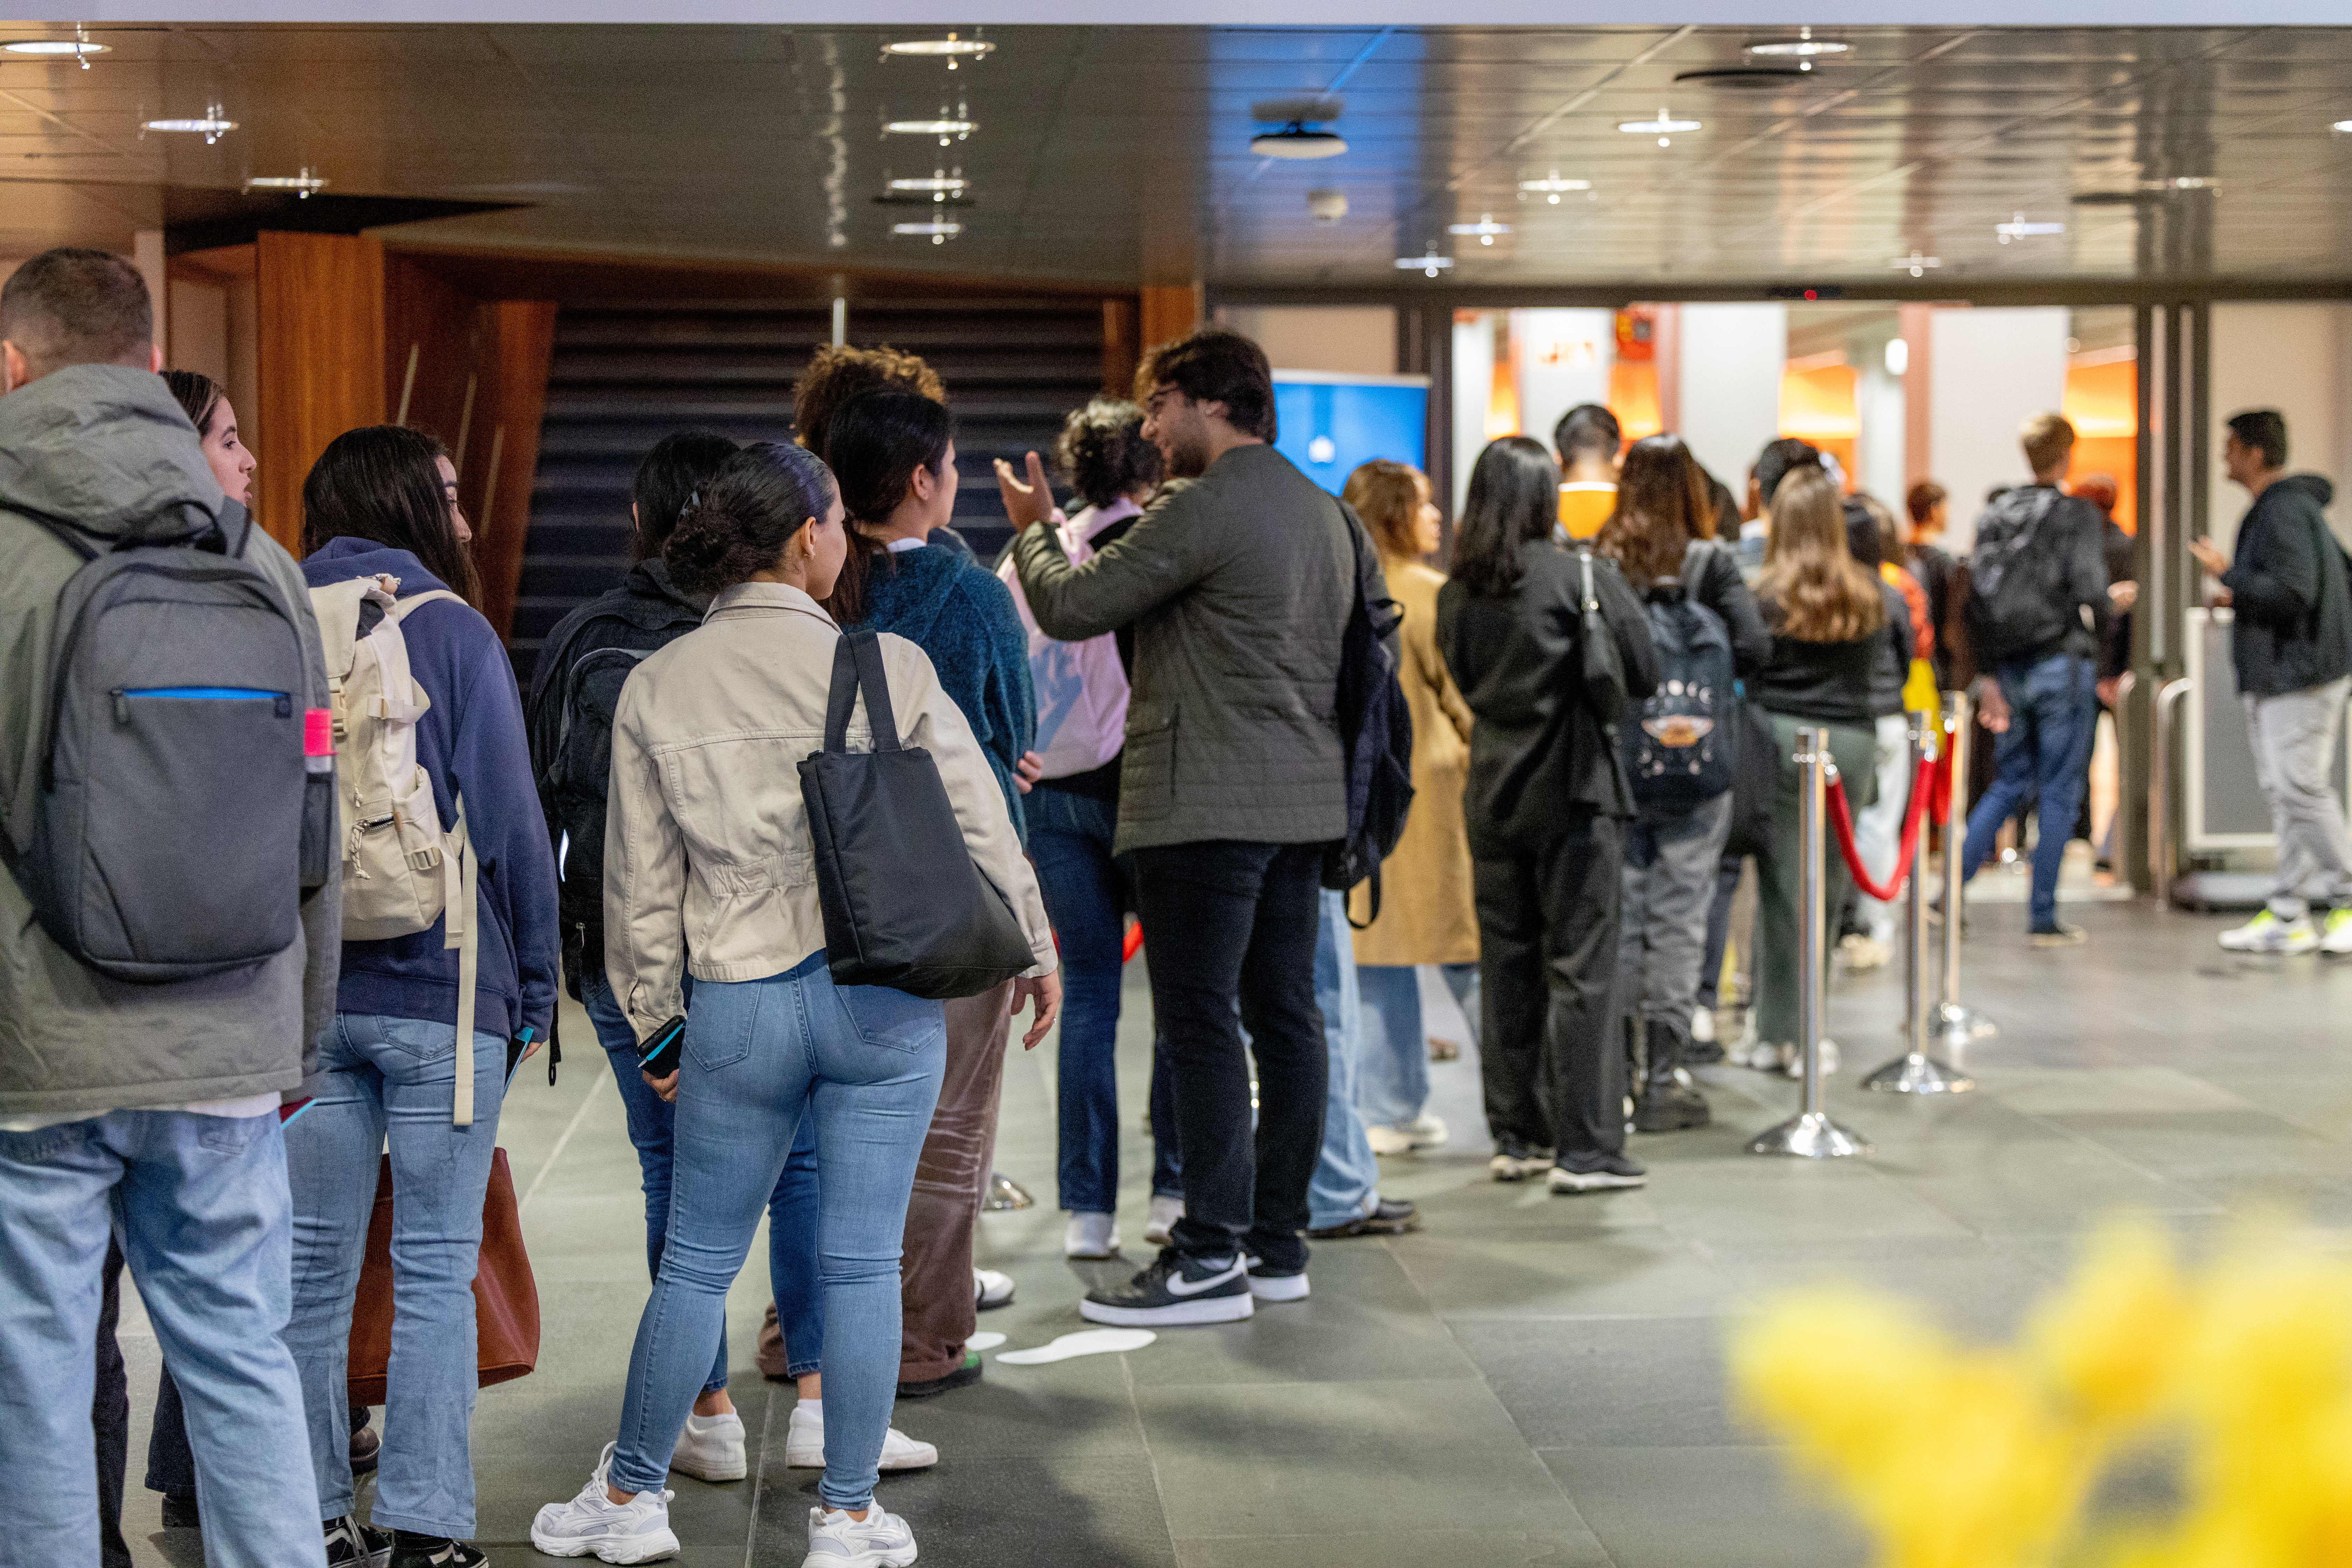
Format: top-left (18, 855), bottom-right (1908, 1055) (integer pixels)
top-left (896, 980), bottom-right (1014, 1385)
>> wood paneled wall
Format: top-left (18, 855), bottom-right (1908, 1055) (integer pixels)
top-left (467, 300), bottom-right (559, 638)
top-left (1139, 284), bottom-right (1202, 360)
top-left (255, 232), bottom-right (385, 554)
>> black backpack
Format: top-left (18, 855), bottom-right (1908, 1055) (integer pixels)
top-left (1965, 488), bottom-right (2076, 662)
top-left (5, 501), bottom-right (330, 982)
top-left (539, 606), bottom-right (700, 993)
top-left (1624, 541), bottom-right (1737, 809)
top-left (1322, 509), bottom-right (1416, 925)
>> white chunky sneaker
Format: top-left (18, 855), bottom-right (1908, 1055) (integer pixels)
top-left (1365, 1114), bottom-right (1449, 1156)
top-left (671, 1409), bottom-right (747, 1482)
top-left (1142, 1194), bottom-right (1184, 1247)
top-left (803, 1501), bottom-right (918, 1567)
top-left (531, 1444), bottom-right (681, 1563)
top-left (2219, 909), bottom-right (2320, 954)
top-left (973, 1268), bottom-right (1015, 1309)
top-left (785, 1402), bottom-right (940, 1472)
top-left (2324, 908), bottom-right (2352, 956)
top-left (1064, 1211), bottom-right (1121, 1259)
top-left (1783, 1038), bottom-right (1840, 1079)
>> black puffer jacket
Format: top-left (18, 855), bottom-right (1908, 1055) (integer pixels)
top-left (2222, 474), bottom-right (2352, 698)
top-left (1439, 541), bottom-right (1661, 853)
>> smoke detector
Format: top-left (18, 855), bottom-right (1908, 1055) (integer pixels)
top-left (1308, 189), bottom-right (1348, 224)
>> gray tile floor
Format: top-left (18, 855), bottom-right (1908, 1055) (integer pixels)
top-left (112, 886), bottom-right (2352, 1567)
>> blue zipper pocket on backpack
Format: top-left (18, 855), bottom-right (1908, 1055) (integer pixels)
top-left (114, 687), bottom-right (294, 722)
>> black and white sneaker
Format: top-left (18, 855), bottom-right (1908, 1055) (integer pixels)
top-left (1548, 1151), bottom-right (1648, 1193)
top-left (324, 1515), bottom-right (392, 1567)
top-left (1080, 1251), bottom-right (1254, 1326)
top-left (390, 1532), bottom-right (490, 1568)
top-left (1242, 1256), bottom-right (1310, 1303)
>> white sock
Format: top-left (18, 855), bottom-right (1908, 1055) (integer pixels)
top-left (797, 1398), bottom-right (823, 1419)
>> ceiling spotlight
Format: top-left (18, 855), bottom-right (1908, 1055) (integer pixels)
top-left (1747, 26), bottom-right (1850, 57)
top-left (893, 219), bottom-right (962, 245)
top-left (2138, 175), bottom-right (2217, 191)
top-left (888, 170), bottom-right (968, 205)
top-left (886, 105), bottom-right (975, 146)
top-left (2334, 119), bottom-right (2352, 133)
top-left (5, 35), bottom-right (108, 65)
top-left (1889, 251), bottom-right (1941, 277)
top-left (1518, 170), bottom-right (1591, 204)
top-left (1448, 214), bottom-right (1511, 246)
top-left (1619, 107), bottom-right (1700, 147)
top-left (246, 166), bottom-right (327, 198)
top-left (883, 32), bottom-right (993, 69)
top-left (1250, 121), bottom-right (1347, 160)
top-left (1995, 211), bottom-right (2065, 243)
top-left (1395, 249), bottom-right (1453, 278)
top-left (144, 103), bottom-right (236, 144)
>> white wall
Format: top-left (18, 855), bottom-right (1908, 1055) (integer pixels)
top-left (1218, 305), bottom-right (1397, 378)
top-left (1451, 312), bottom-right (1496, 516)
top-left (1676, 303), bottom-right (1786, 497)
top-left (1850, 322), bottom-right (1908, 508)
top-left (1927, 306), bottom-right (2070, 550)
top-left (2209, 303), bottom-right (2352, 550)
top-left (1512, 307), bottom-right (1615, 461)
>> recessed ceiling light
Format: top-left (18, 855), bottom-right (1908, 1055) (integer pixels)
top-left (1448, 214), bottom-right (1511, 246)
top-left (1889, 251), bottom-right (1941, 277)
top-left (143, 104), bottom-right (236, 144)
top-left (2140, 176), bottom-right (2217, 191)
top-left (2334, 119), bottom-right (2352, 133)
top-left (1395, 250), bottom-right (1453, 278)
top-left (893, 219), bottom-right (962, 245)
top-left (1619, 107), bottom-right (1700, 147)
top-left (1747, 27), bottom-right (1849, 57)
top-left (246, 167), bottom-right (327, 197)
top-left (888, 174), bottom-right (967, 193)
top-left (1250, 122), bottom-right (1347, 160)
top-left (1518, 170), bottom-right (1591, 204)
top-left (886, 114), bottom-right (975, 146)
top-left (1995, 211), bottom-right (2065, 243)
top-left (5, 37), bottom-right (108, 61)
top-left (883, 33), bottom-right (993, 69)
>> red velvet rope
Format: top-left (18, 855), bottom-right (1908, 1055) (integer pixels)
top-left (1826, 755), bottom-right (1939, 903)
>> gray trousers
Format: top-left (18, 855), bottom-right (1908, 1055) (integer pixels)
top-left (1618, 792), bottom-right (1736, 1028)
top-left (2246, 677), bottom-right (2352, 918)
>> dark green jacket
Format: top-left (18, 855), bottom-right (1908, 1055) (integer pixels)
top-left (1012, 443), bottom-right (1367, 854)
top-left (0, 366), bottom-right (338, 1118)
top-left (2223, 474), bottom-right (2352, 698)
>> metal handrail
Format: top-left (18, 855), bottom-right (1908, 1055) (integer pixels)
top-left (2150, 676), bottom-right (2194, 900)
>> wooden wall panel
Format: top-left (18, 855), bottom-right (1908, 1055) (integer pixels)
top-left (384, 251), bottom-right (480, 446)
top-left (466, 299), bottom-right (559, 640)
top-left (1139, 284), bottom-right (1202, 360)
top-left (255, 232), bottom-right (385, 554)
top-left (1102, 295), bottom-right (1139, 397)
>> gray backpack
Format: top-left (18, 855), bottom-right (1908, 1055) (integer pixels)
top-left (5, 501), bottom-right (330, 983)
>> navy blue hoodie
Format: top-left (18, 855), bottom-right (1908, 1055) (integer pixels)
top-left (302, 539), bottom-right (559, 1043)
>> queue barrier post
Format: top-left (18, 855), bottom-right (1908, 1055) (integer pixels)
top-left (1749, 726), bottom-right (1872, 1159)
top-left (1865, 709), bottom-right (1974, 1096)
top-left (1935, 691), bottom-right (1997, 1051)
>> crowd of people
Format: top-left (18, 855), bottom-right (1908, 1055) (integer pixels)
top-left (5, 238), bottom-right (2346, 1568)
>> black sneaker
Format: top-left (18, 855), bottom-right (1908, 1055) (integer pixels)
top-left (389, 1533), bottom-right (486, 1568)
top-left (896, 1349), bottom-right (983, 1399)
top-left (1547, 1151), bottom-right (1648, 1193)
top-left (1304, 1197), bottom-right (1418, 1239)
top-left (160, 1492), bottom-right (200, 1531)
top-left (1080, 1251), bottom-right (1253, 1326)
top-left (2029, 920), bottom-right (2087, 948)
top-left (325, 1515), bottom-right (393, 1567)
top-left (1488, 1137), bottom-right (1555, 1183)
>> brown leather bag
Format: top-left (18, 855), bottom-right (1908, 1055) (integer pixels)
top-left (346, 1147), bottom-right (540, 1405)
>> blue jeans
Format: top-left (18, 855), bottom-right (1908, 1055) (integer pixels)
top-left (1, 1110), bottom-right (320, 1566)
top-left (285, 1015), bottom-right (506, 1537)
top-left (1358, 963), bottom-right (1479, 1130)
top-left (581, 973), bottom-right (822, 1385)
top-left (1027, 785), bottom-right (1180, 1211)
top-left (1308, 889), bottom-right (1381, 1230)
top-left (1962, 651), bottom-right (2097, 928)
top-left (608, 952), bottom-right (944, 1513)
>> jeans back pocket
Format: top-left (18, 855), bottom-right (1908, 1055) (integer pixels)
top-left (832, 983), bottom-right (945, 1055)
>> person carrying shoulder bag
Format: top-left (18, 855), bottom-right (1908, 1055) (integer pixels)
top-left (532, 441), bottom-right (1058, 1568)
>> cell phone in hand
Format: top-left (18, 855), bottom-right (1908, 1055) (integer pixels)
top-left (638, 1015), bottom-right (688, 1078)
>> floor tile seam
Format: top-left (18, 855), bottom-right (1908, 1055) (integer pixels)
top-left (518, 1067), bottom-right (610, 1213)
top-left (1981, 1098), bottom-right (2234, 1204)
top-left (1120, 1336), bottom-right (1185, 1563)
top-left (744, 1383), bottom-right (774, 1568)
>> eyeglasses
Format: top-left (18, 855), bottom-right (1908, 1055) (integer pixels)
top-left (1142, 386), bottom-right (1184, 421)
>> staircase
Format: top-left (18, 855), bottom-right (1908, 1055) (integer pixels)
top-left (512, 296), bottom-right (1110, 685)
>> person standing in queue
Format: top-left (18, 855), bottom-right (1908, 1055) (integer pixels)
top-left (1439, 436), bottom-right (1659, 1195)
top-left (531, 440), bottom-right (1059, 1568)
top-left (1010, 328), bottom-right (1362, 1323)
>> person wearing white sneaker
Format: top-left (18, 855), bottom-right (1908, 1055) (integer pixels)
top-left (669, 1408), bottom-right (745, 1483)
top-left (1064, 1211), bottom-right (1121, 1259)
top-left (1141, 1194), bottom-right (1184, 1248)
top-left (2218, 908), bottom-right (2321, 955)
top-left (785, 1395), bottom-right (938, 1472)
top-left (805, 1499), bottom-right (918, 1568)
top-left (531, 1444), bottom-right (680, 1563)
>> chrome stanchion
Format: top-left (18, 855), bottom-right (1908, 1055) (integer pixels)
top-left (1750, 727), bottom-right (1872, 1158)
top-left (1935, 692), bottom-right (1996, 1049)
top-left (1867, 710), bottom-right (1974, 1095)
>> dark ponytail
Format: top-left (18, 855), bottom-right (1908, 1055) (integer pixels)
top-left (664, 441), bottom-right (838, 598)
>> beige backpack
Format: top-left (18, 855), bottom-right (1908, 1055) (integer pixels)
top-left (309, 575), bottom-right (481, 1125)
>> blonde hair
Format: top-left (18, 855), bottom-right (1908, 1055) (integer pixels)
top-left (2021, 412), bottom-right (2077, 475)
top-left (1343, 460), bottom-right (1427, 559)
top-left (1759, 468), bottom-right (1886, 643)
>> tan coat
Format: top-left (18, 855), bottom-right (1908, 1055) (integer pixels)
top-left (1349, 556), bottom-right (1479, 967)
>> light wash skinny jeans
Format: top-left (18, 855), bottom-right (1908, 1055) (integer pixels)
top-left (285, 1014), bottom-right (507, 1538)
top-left (1, 1108), bottom-right (321, 1567)
top-left (1308, 889), bottom-right (1383, 1230)
top-left (606, 952), bottom-right (944, 1514)
top-left (1357, 963), bottom-right (1479, 1130)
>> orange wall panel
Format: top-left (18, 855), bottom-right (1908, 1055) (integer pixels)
top-left (255, 232), bottom-right (386, 555)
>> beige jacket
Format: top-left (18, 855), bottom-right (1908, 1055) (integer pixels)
top-left (604, 581), bottom-right (1055, 1040)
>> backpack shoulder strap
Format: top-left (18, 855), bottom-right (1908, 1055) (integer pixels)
top-left (0, 502), bottom-right (102, 561)
top-left (307, 577), bottom-right (380, 684)
top-left (847, 629), bottom-right (902, 752)
top-left (1679, 538), bottom-right (1714, 595)
top-left (387, 587), bottom-right (467, 623)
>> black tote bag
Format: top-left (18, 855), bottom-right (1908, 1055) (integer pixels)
top-left (798, 629), bottom-right (1036, 1000)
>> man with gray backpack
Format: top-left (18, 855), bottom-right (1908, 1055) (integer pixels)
top-left (0, 247), bottom-right (340, 1562)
